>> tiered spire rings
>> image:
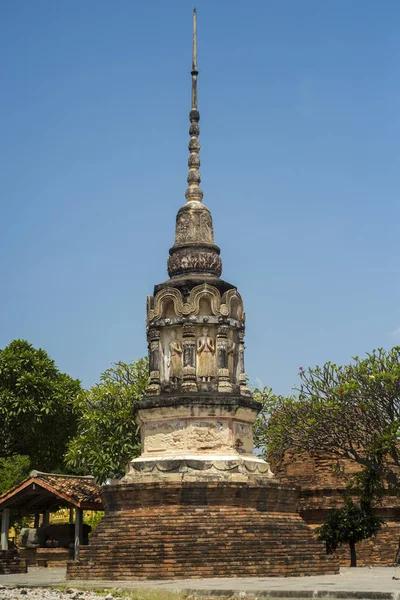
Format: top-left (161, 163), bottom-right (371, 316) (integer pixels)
top-left (186, 8), bottom-right (203, 203)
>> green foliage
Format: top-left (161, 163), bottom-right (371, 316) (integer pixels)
top-left (0, 340), bottom-right (81, 472)
top-left (84, 510), bottom-right (104, 533)
top-left (0, 455), bottom-right (31, 494)
top-left (66, 358), bottom-right (148, 484)
top-left (253, 386), bottom-right (297, 460)
top-left (316, 499), bottom-right (383, 565)
top-left (255, 347), bottom-right (400, 487)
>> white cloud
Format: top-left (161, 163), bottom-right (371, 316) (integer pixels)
top-left (255, 377), bottom-right (264, 390)
top-left (392, 327), bottom-right (400, 340)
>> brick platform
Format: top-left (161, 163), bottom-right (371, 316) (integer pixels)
top-left (0, 550), bottom-right (27, 575)
top-left (67, 481), bottom-right (339, 580)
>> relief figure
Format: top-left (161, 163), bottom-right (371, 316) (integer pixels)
top-left (197, 327), bottom-right (215, 381)
top-left (168, 334), bottom-right (183, 382)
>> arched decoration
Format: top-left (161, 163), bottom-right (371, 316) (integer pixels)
top-left (148, 284), bottom-right (245, 324)
top-left (147, 288), bottom-right (184, 323)
top-left (187, 284), bottom-right (222, 316)
top-left (221, 289), bottom-right (245, 321)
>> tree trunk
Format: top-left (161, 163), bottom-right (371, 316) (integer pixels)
top-left (349, 541), bottom-right (357, 567)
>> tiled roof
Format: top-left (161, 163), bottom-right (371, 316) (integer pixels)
top-left (0, 471), bottom-right (103, 512)
top-left (33, 472), bottom-right (102, 506)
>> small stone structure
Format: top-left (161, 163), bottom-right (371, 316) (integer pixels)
top-left (273, 451), bottom-right (400, 566)
top-left (67, 10), bottom-right (339, 580)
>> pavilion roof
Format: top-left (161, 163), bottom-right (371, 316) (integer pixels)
top-left (0, 471), bottom-right (103, 513)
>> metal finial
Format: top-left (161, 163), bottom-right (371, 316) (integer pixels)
top-left (191, 8), bottom-right (198, 108)
top-left (185, 8), bottom-right (203, 202)
top-left (192, 9), bottom-right (197, 73)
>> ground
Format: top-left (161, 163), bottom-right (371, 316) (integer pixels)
top-left (1, 567), bottom-right (400, 599)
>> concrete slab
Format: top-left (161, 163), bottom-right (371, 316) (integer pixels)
top-left (1, 566), bottom-right (400, 599)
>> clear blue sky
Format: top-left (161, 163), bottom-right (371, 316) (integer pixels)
top-left (1, 0), bottom-right (399, 393)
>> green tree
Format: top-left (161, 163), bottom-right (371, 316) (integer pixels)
top-left (316, 468), bottom-right (384, 566)
top-left (65, 358), bottom-right (148, 484)
top-left (254, 347), bottom-right (400, 488)
top-left (316, 499), bottom-right (383, 567)
top-left (0, 455), bottom-right (31, 494)
top-left (0, 340), bottom-right (81, 472)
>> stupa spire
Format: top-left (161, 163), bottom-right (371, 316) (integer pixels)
top-left (185, 7), bottom-right (203, 203)
top-left (191, 8), bottom-right (198, 109)
top-left (167, 8), bottom-right (222, 280)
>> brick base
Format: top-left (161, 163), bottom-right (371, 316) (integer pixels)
top-left (67, 481), bottom-right (339, 580)
top-left (0, 550), bottom-right (27, 575)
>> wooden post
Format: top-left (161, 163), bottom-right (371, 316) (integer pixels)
top-left (74, 508), bottom-right (83, 560)
top-left (69, 507), bottom-right (74, 524)
top-left (34, 513), bottom-right (40, 528)
top-left (1, 508), bottom-right (10, 550)
top-left (42, 509), bottom-right (50, 528)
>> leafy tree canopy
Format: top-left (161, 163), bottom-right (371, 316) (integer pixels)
top-left (0, 340), bottom-right (81, 472)
top-left (254, 347), bottom-right (400, 487)
top-left (65, 358), bottom-right (148, 484)
top-left (0, 455), bottom-right (31, 495)
top-left (316, 498), bottom-right (383, 566)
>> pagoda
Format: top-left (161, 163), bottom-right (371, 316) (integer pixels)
top-left (67, 10), bottom-right (338, 580)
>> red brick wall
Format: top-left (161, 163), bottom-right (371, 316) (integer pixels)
top-left (272, 451), bottom-right (400, 566)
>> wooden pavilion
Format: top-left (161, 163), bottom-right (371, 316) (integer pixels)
top-left (0, 471), bottom-right (102, 567)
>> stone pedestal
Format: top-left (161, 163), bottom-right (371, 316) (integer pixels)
top-left (127, 394), bottom-right (269, 480)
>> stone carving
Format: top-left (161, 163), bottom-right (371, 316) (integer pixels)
top-left (168, 335), bottom-right (183, 382)
top-left (147, 284), bottom-right (245, 324)
top-left (197, 327), bottom-right (215, 381)
top-left (174, 207), bottom-right (214, 245)
top-left (128, 457), bottom-right (274, 477)
top-left (227, 337), bottom-right (236, 377)
top-left (168, 248), bottom-right (222, 277)
top-left (200, 211), bottom-right (212, 241)
top-left (181, 322), bottom-right (197, 392)
top-left (175, 212), bottom-right (191, 243)
top-left (238, 328), bottom-right (251, 397)
top-left (147, 327), bottom-right (161, 395)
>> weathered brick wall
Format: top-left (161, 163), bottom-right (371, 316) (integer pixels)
top-left (272, 451), bottom-right (400, 567)
top-left (0, 550), bottom-right (27, 575)
top-left (305, 519), bottom-right (400, 567)
top-left (67, 481), bottom-right (339, 580)
top-left (271, 451), bottom-right (362, 488)
top-left (36, 547), bottom-right (72, 567)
